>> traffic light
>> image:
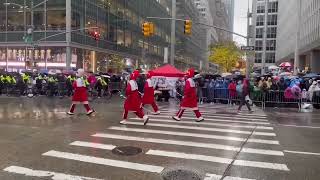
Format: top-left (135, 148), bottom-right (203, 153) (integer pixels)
top-left (142, 22), bottom-right (151, 37)
top-left (142, 22), bottom-right (155, 37)
top-left (184, 20), bottom-right (192, 35)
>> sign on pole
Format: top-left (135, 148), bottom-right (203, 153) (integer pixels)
top-left (241, 46), bottom-right (255, 51)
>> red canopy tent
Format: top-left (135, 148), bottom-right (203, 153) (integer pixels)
top-left (150, 64), bottom-right (185, 77)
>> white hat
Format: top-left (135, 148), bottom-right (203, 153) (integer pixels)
top-left (76, 69), bottom-right (85, 77)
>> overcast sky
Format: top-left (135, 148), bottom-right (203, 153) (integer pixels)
top-left (233, 0), bottom-right (251, 45)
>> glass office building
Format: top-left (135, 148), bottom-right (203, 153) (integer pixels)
top-left (0, 0), bottom-right (205, 72)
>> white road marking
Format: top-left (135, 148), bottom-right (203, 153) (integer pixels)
top-left (122, 122), bottom-right (275, 136)
top-left (70, 141), bottom-right (116, 150)
top-left (278, 124), bottom-right (320, 129)
top-left (147, 150), bottom-right (289, 171)
top-left (160, 110), bottom-right (267, 118)
top-left (93, 133), bottom-right (283, 156)
top-left (147, 115), bottom-right (270, 125)
top-left (204, 173), bottom-right (255, 180)
top-left (108, 126), bottom-right (280, 145)
top-left (284, 150), bottom-right (320, 156)
top-left (3, 166), bottom-right (102, 180)
top-left (131, 118), bottom-right (273, 130)
top-left (42, 150), bottom-right (164, 173)
top-left (153, 113), bottom-right (268, 121)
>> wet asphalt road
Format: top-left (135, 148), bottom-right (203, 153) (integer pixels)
top-left (0, 96), bottom-right (320, 180)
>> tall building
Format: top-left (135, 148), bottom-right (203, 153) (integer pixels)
top-left (0, 0), bottom-right (206, 72)
top-left (251, 0), bottom-right (278, 71)
top-left (194, 0), bottom-right (219, 71)
top-left (223, 0), bottom-right (235, 32)
top-left (276, 0), bottom-right (320, 73)
top-left (208, 0), bottom-right (233, 42)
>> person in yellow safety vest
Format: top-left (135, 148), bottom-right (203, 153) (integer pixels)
top-left (10, 75), bottom-right (16, 85)
top-left (66, 75), bottom-right (75, 96)
top-left (0, 74), bottom-right (4, 95)
top-left (95, 76), bottom-right (107, 97)
top-left (22, 73), bottom-right (30, 84)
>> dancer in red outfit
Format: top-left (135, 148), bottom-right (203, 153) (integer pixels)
top-left (142, 71), bottom-right (160, 115)
top-left (172, 68), bottom-right (204, 122)
top-left (67, 69), bottom-right (94, 115)
top-left (121, 70), bottom-right (149, 125)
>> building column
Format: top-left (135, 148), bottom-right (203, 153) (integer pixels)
top-left (310, 50), bottom-right (320, 73)
top-left (66, 0), bottom-right (72, 69)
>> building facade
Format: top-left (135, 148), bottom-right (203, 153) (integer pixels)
top-left (276, 0), bottom-right (320, 73)
top-left (0, 0), bottom-right (207, 72)
top-left (208, 0), bottom-right (233, 42)
top-left (251, 0), bottom-right (278, 71)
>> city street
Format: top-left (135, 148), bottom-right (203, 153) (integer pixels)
top-left (0, 97), bottom-right (319, 180)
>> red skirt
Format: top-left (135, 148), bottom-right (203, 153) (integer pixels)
top-left (124, 92), bottom-right (142, 112)
top-left (72, 87), bottom-right (88, 103)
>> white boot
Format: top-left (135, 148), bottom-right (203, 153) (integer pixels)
top-left (152, 111), bottom-right (161, 115)
top-left (143, 115), bottom-right (149, 125)
top-left (196, 117), bottom-right (204, 122)
top-left (172, 116), bottom-right (181, 121)
top-left (120, 120), bottom-right (128, 125)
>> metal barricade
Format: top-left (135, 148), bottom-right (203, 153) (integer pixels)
top-left (212, 88), bottom-right (230, 104)
top-left (249, 88), bottom-right (265, 109)
top-left (304, 91), bottom-right (320, 109)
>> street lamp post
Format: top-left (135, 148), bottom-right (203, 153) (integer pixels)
top-left (294, 0), bottom-right (302, 75)
top-left (5, 0), bottom-right (8, 71)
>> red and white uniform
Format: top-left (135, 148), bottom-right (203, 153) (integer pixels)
top-left (122, 70), bottom-right (145, 120)
top-left (68, 69), bottom-right (93, 115)
top-left (142, 72), bottom-right (159, 113)
top-left (124, 79), bottom-right (142, 112)
top-left (72, 78), bottom-right (89, 104)
top-left (174, 68), bottom-right (203, 121)
top-left (180, 78), bottom-right (198, 110)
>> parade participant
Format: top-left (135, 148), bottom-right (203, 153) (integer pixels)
top-left (67, 69), bottom-right (94, 115)
top-left (172, 68), bottom-right (204, 122)
top-left (142, 71), bottom-right (160, 115)
top-left (121, 70), bottom-right (149, 125)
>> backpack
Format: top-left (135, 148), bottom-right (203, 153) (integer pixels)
top-left (236, 84), bottom-right (243, 94)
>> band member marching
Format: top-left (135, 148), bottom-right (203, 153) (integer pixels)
top-left (142, 71), bottom-right (160, 115)
top-left (121, 70), bottom-right (149, 125)
top-left (67, 69), bottom-right (94, 115)
top-left (172, 68), bottom-right (204, 122)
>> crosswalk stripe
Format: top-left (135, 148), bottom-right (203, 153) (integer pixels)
top-left (160, 107), bottom-right (268, 118)
top-left (108, 126), bottom-right (280, 145)
top-left (204, 173), bottom-right (255, 180)
top-left (93, 133), bottom-right (283, 156)
top-left (127, 121), bottom-right (274, 136)
top-left (42, 150), bottom-right (164, 173)
top-left (131, 118), bottom-right (273, 130)
top-left (70, 141), bottom-right (116, 150)
top-left (147, 150), bottom-right (289, 171)
top-left (123, 122), bottom-right (275, 136)
top-left (3, 166), bottom-right (102, 180)
top-left (150, 115), bottom-right (270, 124)
top-left (157, 112), bottom-right (268, 121)
top-left (153, 116), bottom-right (271, 125)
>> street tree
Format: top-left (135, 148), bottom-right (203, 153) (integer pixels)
top-left (209, 41), bottom-right (244, 73)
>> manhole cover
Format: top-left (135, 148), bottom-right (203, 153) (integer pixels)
top-left (161, 169), bottom-right (201, 180)
top-left (112, 146), bottom-right (142, 156)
